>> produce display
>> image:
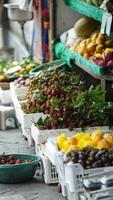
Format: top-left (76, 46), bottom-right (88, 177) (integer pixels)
top-left (12, 57), bottom-right (38, 77)
top-left (14, 76), bottom-right (33, 88)
top-left (0, 57), bottom-right (38, 81)
top-left (0, 155), bottom-right (32, 165)
top-left (20, 66), bottom-right (113, 129)
top-left (70, 32), bottom-right (113, 74)
top-left (21, 68), bottom-right (85, 117)
top-left (56, 130), bottom-right (113, 152)
top-left (35, 85), bottom-right (113, 130)
top-left (66, 148), bottom-right (113, 169)
top-left (81, 0), bottom-right (103, 7)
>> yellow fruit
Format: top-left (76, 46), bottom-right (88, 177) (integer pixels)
top-left (73, 133), bottom-right (84, 142)
top-left (103, 133), bottom-right (113, 147)
top-left (75, 39), bottom-right (83, 45)
top-left (105, 40), bottom-right (113, 47)
top-left (91, 134), bottom-right (103, 146)
top-left (97, 33), bottom-right (106, 43)
top-left (91, 130), bottom-right (103, 137)
top-left (104, 48), bottom-right (113, 54)
top-left (90, 32), bottom-right (99, 42)
top-left (56, 134), bottom-right (67, 150)
top-left (87, 42), bottom-right (97, 52)
top-left (19, 68), bottom-right (26, 74)
top-left (83, 53), bottom-right (90, 59)
top-left (96, 44), bottom-right (104, 53)
top-left (96, 38), bottom-right (105, 45)
top-left (62, 140), bottom-right (70, 151)
top-left (83, 139), bottom-right (95, 148)
top-left (77, 133), bottom-right (91, 148)
top-left (79, 40), bottom-right (87, 48)
top-left (79, 47), bottom-right (86, 56)
top-left (81, 133), bottom-right (91, 140)
top-left (94, 52), bottom-right (103, 59)
top-left (68, 137), bottom-right (77, 145)
top-left (86, 38), bottom-right (91, 45)
top-left (97, 139), bottom-right (109, 149)
top-left (26, 65), bottom-right (33, 70)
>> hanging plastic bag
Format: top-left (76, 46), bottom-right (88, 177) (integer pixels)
top-left (19, 0), bottom-right (34, 12)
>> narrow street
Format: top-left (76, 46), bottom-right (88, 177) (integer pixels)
top-left (0, 129), bottom-right (64, 200)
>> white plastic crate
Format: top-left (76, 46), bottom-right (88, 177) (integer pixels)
top-left (35, 144), bottom-right (58, 184)
top-left (44, 138), bottom-right (67, 196)
top-left (31, 124), bottom-right (77, 145)
top-left (41, 152), bottom-right (58, 184)
top-left (0, 82), bottom-right (12, 105)
top-left (10, 82), bottom-right (27, 109)
top-left (18, 109), bottom-right (46, 130)
top-left (21, 125), bottom-right (33, 146)
top-left (10, 82), bottom-right (28, 97)
top-left (65, 163), bottom-right (113, 193)
top-left (66, 186), bottom-right (80, 200)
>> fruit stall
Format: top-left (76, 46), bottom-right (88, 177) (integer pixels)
top-left (1, 0), bottom-right (113, 200)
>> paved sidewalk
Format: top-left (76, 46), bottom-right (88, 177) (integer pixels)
top-left (0, 129), bottom-right (64, 200)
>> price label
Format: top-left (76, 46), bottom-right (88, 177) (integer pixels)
top-left (100, 13), bottom-right (108, 34)
top-left (106, 13), bottom-right (112, 36)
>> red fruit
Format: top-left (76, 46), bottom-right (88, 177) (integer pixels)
top-left (66, 96), bottom-right (71, 100)
top-left (51, 89), bottom-right (56, 95)
top-left (1, 159), bottom-right (5, 164)
top-left (51, 120), bottom-right (58, 128)
top-left (43, 87), bottom-right (48, 94)
top-left (8, 155), bottom-right (14, 161)
top-left (51, 84), bottom-right (57, 90)
top-left (60, 93), bottom-right (65, 99)
top-left (48, 95), bottom-right (52, 100)
top-left (44, 110), bottom-right (49, 115)
top-left (36, 103), bottom-right (40, 108)
top-left (9, 160), bottom-right (15, 165)
top-left (46, 101), bottom-right (50, 109)
top-left (40, 103), bottom-right (46, 110)
top-left (50, 107), bottom-right (55, 113)
top-left (29, 101), bottom-right (33, 107)
top-left (57, 112), bottom-right (63, 118)
top-left (58, 107), bottom-right (63, 112)
top-left (47, 89), bottom-right (51, 95)
top-left (63, 112), bottom-right (68, 120)
top-left (16, 159), bottom-right (22, 164)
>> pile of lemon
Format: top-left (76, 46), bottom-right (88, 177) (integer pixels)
top-left (56, 130), bottom-right (113, 153)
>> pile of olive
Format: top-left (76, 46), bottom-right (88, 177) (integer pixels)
top-left (66, 148), bottom-right (113, 169)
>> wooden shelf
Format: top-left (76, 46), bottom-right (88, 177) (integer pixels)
top-left (64, 0), bottom-right (106, 22)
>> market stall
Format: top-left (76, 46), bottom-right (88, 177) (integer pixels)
top-left (1, 1), bottom-right (113, 200)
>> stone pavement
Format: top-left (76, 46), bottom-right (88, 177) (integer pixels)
top-left (0, 129), bottom-right (65, 200)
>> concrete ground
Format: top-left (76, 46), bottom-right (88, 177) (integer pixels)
top-left (0, 129), bottom-right (65, 200)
